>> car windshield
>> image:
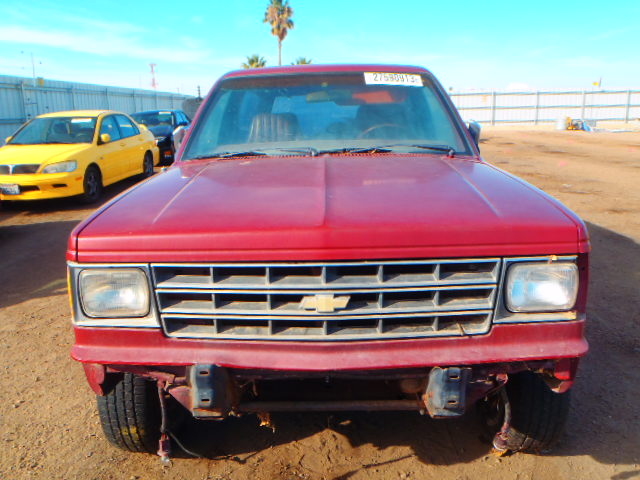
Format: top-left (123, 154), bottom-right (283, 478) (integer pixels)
top-left (9, 117), bottom-right (97, 145)
top-left (131, 111), bottom-right (175, 128)
top-left (183, 72), bottom-right (471, 159)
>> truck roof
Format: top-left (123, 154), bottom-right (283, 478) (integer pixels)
top-left (223, 63), bottom-right (432, 79)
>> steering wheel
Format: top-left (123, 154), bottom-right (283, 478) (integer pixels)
top-left (357, 123), bottom-right (404, 139)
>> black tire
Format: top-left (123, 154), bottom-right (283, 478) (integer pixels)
top-left (478, 371), bottom-right (571, 453)
top-left (79, 165), bottom-right (103, 204)
top-left (96, 373), bottom-right (161, 453)
top-left (141, 151), bottom-right (154, 179)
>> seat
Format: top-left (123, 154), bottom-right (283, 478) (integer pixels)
top-left (74, 128), bottom-right (94, 143)
top-left (248, 113), bottom-right (299, 143)
top-left (47, 122), bottom-right (73, 143)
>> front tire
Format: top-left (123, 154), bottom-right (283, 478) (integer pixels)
top-left (97, 373), bottom-right (161, 453)
top-left (478, 371), bottom-right (571, 453)
top-left (79, 165), bottom-right (103, 204)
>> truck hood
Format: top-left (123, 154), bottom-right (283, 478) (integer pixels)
top-left (71, 154), bottom-right (589, 262)
top-left (0, 144), bottom-right (90, 165)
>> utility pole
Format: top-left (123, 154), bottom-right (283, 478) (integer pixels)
top-left (30, 52), bottom-right (36, 85)
top-left (150, 63), bottom-right (157, 90)
top-left (21, 51), bottom-right (39, 85)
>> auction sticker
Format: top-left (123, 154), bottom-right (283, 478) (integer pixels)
top-left (364, 72), bottom-right (423, 87)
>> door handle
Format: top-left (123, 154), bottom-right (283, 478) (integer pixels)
top-left (120, 142), bottom-right (126, 146)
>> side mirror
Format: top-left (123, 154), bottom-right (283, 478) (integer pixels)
top-left (177, 121), bottom-right (188, 127)
top-left (5, 136), bottom-right (12, 144)
top-left (99, 133), bottom-right (111, 144)
top-left (173, 126), bottom-right (188, 152)
top-left (467, 121), bottom-right (481, 148)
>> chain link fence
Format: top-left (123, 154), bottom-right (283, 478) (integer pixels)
top-left (450, 89), bottom-right (640, 125)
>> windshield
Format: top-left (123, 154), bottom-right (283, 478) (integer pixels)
top-left (183, 72), bottom-right (471, 159)
top-left (9, 117), bottom-right (97, 145)
top-left (131, 111), bottom-right (175, 128)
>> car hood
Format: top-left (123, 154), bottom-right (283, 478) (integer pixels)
top-left (0, 144), bottom-right (90, 165)
top-left (71, 154), bottom-right (589, 262)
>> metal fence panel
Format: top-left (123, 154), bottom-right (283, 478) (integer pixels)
top-left (0, 75), bottom-right (193, 140)
top-left (450, 89), bottom-right (640, 125)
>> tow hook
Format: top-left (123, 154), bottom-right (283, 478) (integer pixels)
top-left (422, 367), bottom-right (471, 417)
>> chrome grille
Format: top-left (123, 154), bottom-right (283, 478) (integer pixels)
top-left (151, 259), bottom-right (501, 341)
top-left (0, 164), bottom-right (40, 175)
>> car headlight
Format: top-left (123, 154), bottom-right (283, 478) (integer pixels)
top-left (79, 268), bottom-right (150, 318)
top-left (155, 136), bottom-right (167, 144)
top-left (42, 160), bottom-right (77, 173)
top-left (506, 263), bottom-right (578, 312)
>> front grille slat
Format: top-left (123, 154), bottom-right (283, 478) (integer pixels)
top-left (152, 259), bottom-right (501, 341)
top-left (0, 164), bottom-right (41, 175)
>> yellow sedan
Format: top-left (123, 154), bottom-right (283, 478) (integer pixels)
top-left (0, 110), bottom-right (159, 203)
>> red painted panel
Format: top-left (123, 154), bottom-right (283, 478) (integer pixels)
top-left (222, 64), bottom-right (433, 78)
top-left (70, 155), bottom-right (588, 263)
top-left (72, 321), bottom-right (588, 371)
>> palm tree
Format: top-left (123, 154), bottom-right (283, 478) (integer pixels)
top-left (264, 0), bottom-right (294, 66)
top-left (292, 57), bottom-right (312, 65)
top-left (242, 54), bottom-right (267, 69)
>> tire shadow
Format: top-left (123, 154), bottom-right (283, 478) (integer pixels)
top-left (167, 409), bottom-right (489, 467)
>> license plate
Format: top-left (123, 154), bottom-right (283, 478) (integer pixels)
top-left (0, 184), bottom-right (20, 195)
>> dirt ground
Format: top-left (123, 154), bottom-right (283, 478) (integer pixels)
top-left (1, 128), bottom-right (639, 480)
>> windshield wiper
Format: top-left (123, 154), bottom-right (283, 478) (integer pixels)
top-left (377, 144), bottom-right (457, 156)
top-left (271, 147), bottom-right (319, 156)
top-left (188, 151), bottom-right (269, 160)
top-left (187, 147), bottom-right (320, 161)
top-left (317, 146), bottom-right (394, 155)
top-left (318, 144), bottom-right (456, 156)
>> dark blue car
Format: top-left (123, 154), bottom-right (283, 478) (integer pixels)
top-left (131, 110), bottom-right (191, 165)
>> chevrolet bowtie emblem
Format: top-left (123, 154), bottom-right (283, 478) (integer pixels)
top-left (300, 294), bottom-right (350, 313)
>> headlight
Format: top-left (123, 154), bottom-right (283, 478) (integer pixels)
top-left (155, 136), bottom-right (167, 144)
top-left (79, 268), bottom-right (150, 318)
top-left (506, 263), bottom-right (578, 312)
top-left (42, 160), bottom-right (77, 173)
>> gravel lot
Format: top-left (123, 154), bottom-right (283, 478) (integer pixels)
top-left (1, 128), bottom-right (639, 480)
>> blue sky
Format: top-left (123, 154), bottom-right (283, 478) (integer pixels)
top-left (1, 0), bottom-right (638, 95)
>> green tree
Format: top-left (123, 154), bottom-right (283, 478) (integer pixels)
top-left (242, 54), bottom-right (267, 69)
top-left (292, 57), bottom-right (312, 65)
top-left (264, 0), bottom-right (294, 66)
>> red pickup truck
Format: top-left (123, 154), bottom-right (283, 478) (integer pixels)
top-left (67, 64), bottom-right (589, 459)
